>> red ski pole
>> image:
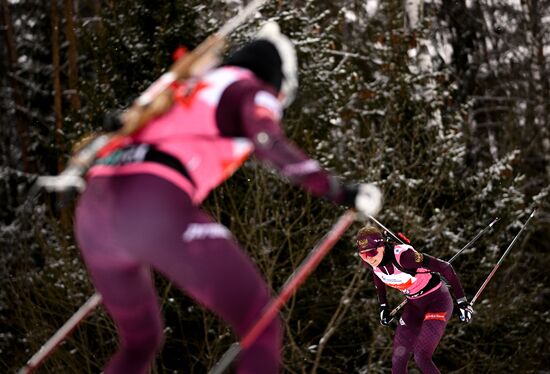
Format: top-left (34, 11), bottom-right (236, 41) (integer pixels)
top-left (471, 209), bottom-right (536, 306)
top-left (19, 293), bottom-right (103, 374)
top-left (208, 210), bottom-right (358, 374)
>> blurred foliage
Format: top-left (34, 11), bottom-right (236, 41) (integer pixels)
top-left (1, 0), bottom-right (549, 373)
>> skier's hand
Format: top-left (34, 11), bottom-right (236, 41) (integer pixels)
top-left (379, 304), bottom-right (394, 326)
top-left (457, 299), bottom-right (474, 323)
top-left (34, 174), bottom-right (86, 193)
top-left (103, 109), bottom-right (124, 132)
top-left (355, 183), bottom-right (382, 218)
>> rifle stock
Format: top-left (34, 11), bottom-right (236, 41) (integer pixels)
top-left (120, 35), bottom-right (225, 135)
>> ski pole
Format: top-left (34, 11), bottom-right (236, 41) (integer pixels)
top-left (471, 209), bottom-right (536, 306)
top-left (389, 217), bottom-right (500, 318)
top-left (208, 210), bottom-right (357, 374)
top-left (19, 293), bottom-right (103, 374)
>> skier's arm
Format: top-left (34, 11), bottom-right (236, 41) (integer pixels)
top-left (372, 271), bottom-right (388, 305)
top-left (400, 249), bottom-right (466, 300)
top-left (416, 252), bottom-right (473, 321)
top-left (239, 86), bottom-right (355, 205)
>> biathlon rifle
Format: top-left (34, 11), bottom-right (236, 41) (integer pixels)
top-left (32, 0), bottom-right (269, 195)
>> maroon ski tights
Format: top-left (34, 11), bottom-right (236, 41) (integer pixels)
top-left (391, 286), bottom-right (453, 374)
top-left (75, 174), bottom-right (282, 374)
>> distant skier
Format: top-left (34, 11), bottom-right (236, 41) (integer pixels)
top-left (74, 22), bottom-right (382, 374)
top-left (356, 225), bottom-right (473, 374)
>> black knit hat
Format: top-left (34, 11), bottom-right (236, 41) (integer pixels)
top-left (222, 39), bottom-right (283, 92)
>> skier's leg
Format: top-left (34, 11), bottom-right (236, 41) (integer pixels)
top-left (412, 320), bottom-right (446, 374)
top-left (104, 175), bottom-right (282, 374)
top-left (85, 262), bottom-right (164, 374)
top-left (412, 289), bottom-right (453, 374)
top-left (75, 181), bottom-right (164, 374)
top-left (392, 305), bottom-right (422, 374)
top-left (145, 215), bottom-right (282, 374)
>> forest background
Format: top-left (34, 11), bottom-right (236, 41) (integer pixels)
top-left (1, 0), bottom-right (549, 373)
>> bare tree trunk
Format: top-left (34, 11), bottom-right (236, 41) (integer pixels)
top-left (529, 0), bottom-right (550, 181)
top-left (520, 0), bottom-right (550, 182)
top-left (92, 0), bottom-right (103, 33)
top-left (63, 0), bottom-right (81, 111)
top-left (92, 0), bottom-right (109, 85)
top-left (1, 0), bottom-right (32, 172)
top-left (51, 0), bottom-right (71, 229)
top-left (404, 0), bottom-right (423, 31)
top-left (441, 0), bottom-right (480, 101)
top-left (51, 0), bottom-right (64, 172)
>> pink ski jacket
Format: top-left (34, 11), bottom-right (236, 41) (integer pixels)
top-left (373, 244), bottom-right (442, 299)
top-left (89, 66), bottom-right (349, 206)
top-left (369, 244), bottom-right (467, 305)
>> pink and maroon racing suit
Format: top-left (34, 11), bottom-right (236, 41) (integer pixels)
top-left (75, 67), bottom-right (353, 374)
top-left (368, 243), bottom-right (467, 374)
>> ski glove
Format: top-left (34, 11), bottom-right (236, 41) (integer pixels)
top-left (355, 183), bottom-right (383, 218)
top-left (457, 299), bottom-right (474, 323)
top-left (379, 304), bottom-right (393, 326)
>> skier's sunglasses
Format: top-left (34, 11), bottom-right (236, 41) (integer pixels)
top-left (358, 247), bottom-right (381, 261)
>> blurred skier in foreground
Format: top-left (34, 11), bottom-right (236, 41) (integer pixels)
top-left (356, 225), bottom-right (473, 374)
top-left (74, 22), bottom-right (382, 374)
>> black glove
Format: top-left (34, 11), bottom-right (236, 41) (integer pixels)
top-left (103, 109), bottom-right (124, 132)
top-left (457, 299), bottom-right (474, 323)
top-left (379, 304), bottom-right (394, 326)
